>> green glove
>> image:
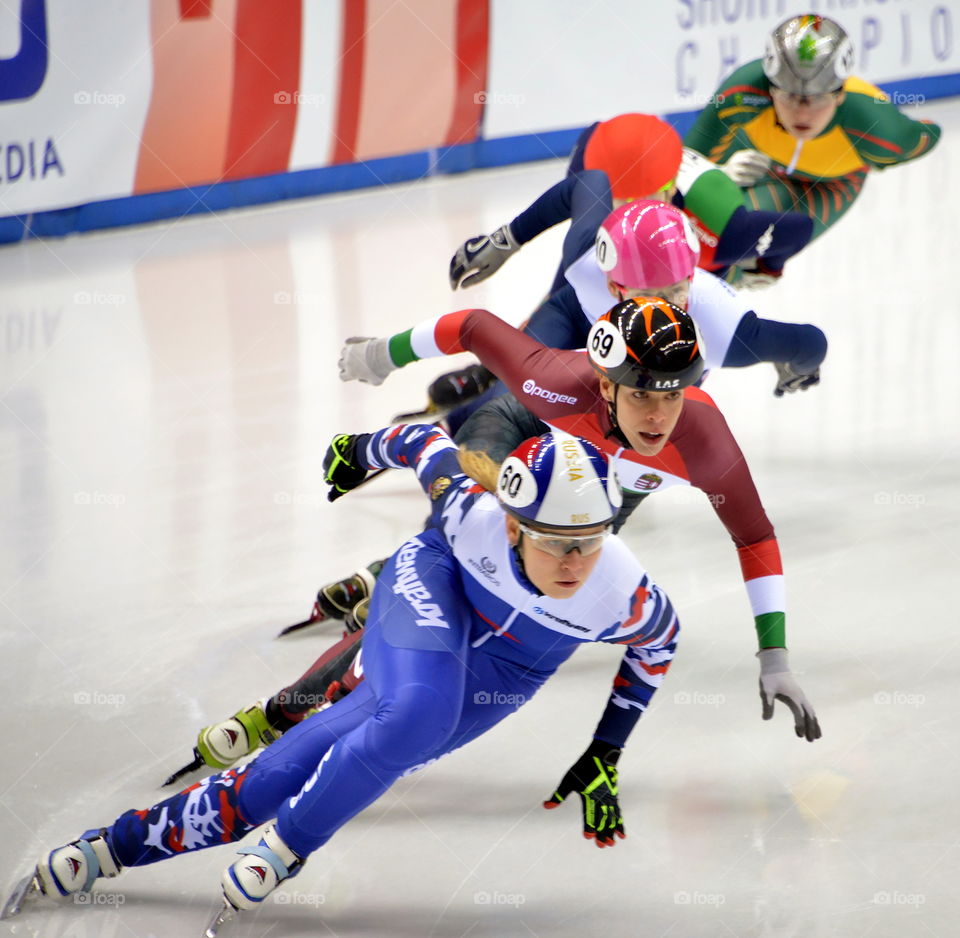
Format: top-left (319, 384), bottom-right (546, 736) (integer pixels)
top-left (543, 740), bottom-right (626, 847)
top-left (323, 433), bottom-right (368, 501)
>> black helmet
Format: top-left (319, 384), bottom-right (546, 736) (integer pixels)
top-left (587, 297), bottom-right (704, 391)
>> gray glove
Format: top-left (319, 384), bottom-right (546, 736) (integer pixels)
top-left (773, 362), bottom-right (820, 398)
top-left (758, 648), bottom-right (821, 742)
top-left (338, 336), bottom-right (396, 386)
top-left (449, 224), bottom-right (520, 289)
top-left (721, 149), bottom-right (772, 187)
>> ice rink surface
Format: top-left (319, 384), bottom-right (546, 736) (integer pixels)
top-left (1, 97), bottom-right (958, 938)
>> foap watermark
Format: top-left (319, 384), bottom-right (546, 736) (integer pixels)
top-left (273, 891), bottom-right (325, 906)
top-left (273, 290), bottom-right (323, 306)
top-left (274, 491), bottom-right (325, 509)
top-left (474, 890), bottom-right (525, 907)
top-left (74, 291), bottom-right (127, 307)
top-left (74, 691), bottom-right (126, 709)
top-left (273, 91), bottom-right (327, 107)
top-left (73, 891), bottom-right (125, 907)
top-left (74, 90), bottom-right (126, 108)
top-left (667, 489), bottom-right (726, 508)
top-left (674, 891), bottom-right (726, 907)
top-left (873, 891), bottom-right (925, 907)
top-left (473, 91), bottom-right (525, 108)
top-left (880, 92), bottom-right (926, 107)
top-left (74, 491), bottom-right (126, 508)
top-left (874, 491), bottom-right (926, 508)
top-left (277, 689), bottom-right (328, 710)
top-left (873, 691), bottom-right (925, 708)
top-left (674, 691), bottom-right (726, 708)
top-left (473, 690), bottom-right (526, 706)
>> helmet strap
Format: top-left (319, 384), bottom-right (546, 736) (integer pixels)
top-left (511, 532), bottom-right (541, 596)
top-left (603, 383), bottom-right (630, 447)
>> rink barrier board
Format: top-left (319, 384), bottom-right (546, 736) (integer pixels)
top-left (2, 73), bottom-right (958, 246)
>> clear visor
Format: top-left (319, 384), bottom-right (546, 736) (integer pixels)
top-left (518, 522), bottom-right (610, 558)
top-left (770, 86), bottom-right (840, 110)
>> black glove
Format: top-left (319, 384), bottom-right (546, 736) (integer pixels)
top-left (323, 434), bottom-right (367, 502)
top-left (543, 740), bottom-right (625, 847)
top-left (448, 224), bottom-right (520, 289)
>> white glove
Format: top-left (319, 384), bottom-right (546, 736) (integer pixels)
top-left (721, 149), bottom-right (772, 187)
top-left (757, 648), bottom-right (821, 742)
top-left (738, 270), bottom-right (779, 290)
top-left (338, 336), bottom-right (396, 386)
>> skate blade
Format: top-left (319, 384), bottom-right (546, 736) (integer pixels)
top-left (161, 749), bottom-right (205, 788)
top-left (203, 898), bottom-right (238, 937)
top-left (1, 871), bottom-right (41, 920)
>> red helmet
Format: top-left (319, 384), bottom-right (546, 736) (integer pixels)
top-left (584, 113), bottom-right (683, 201)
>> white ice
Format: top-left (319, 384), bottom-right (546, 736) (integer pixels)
top-left (1, 97), bottom-right (958, 938)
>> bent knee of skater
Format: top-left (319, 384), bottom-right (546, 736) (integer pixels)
top-left (367, 683), bottom-right (459, 768)
top-left (237, 760), bottom-right (318, 824)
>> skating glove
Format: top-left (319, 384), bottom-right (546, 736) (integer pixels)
top-left (773, 362), bottom-right (821, 398)
top-left (543, 739), bottom-right (626, 847)
top-left (758, 648), bottom-right (822, 741)
top-left (323, 434), bottom-right (368, 501)
top-left (721, 149), bottom-right (772, 187)
top-left (338, 336), bottom-right (396, 386)
top-left (449, 224), bottom-right (520, 289)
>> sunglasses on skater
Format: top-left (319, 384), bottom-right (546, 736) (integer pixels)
top-left (517, 522), bottom-right (610, 557)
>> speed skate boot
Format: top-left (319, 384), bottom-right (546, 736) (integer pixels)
top-left (2, 829), bottom-right (121, 919)
top-left (163, 698), bottom-right (285, 787)
top-left (427, 363), bottom-right (496, 410)
top-left (773, 361), bottom-right (821, 397)
top-left (196, 700), bottom-right (283, 770)
top-left (205, 825), bottom-right (304, 935)
top-left (314, 561), bottom-right (382, 623)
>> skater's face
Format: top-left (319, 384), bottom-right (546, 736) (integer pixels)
top-left (506, 517), bottom-right (608, 598)
top-left (599, 375), bottom-right (684, 457)
top-left (608, 277), bottom-right (691, 310)
top-left (771, 87), bottom-right (845, 140)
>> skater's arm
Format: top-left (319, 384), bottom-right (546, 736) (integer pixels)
top-left (680, 391), bottom-right (785, 650)
top-left (593, 579), bottom-right (679, 748)
top-left (841, 81), bottom-right (941, 168)
top-left (340, 309), bottom-right (601, 420)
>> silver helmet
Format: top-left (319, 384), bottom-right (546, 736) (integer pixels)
top-left (763, 15), bottom-right (853, 95)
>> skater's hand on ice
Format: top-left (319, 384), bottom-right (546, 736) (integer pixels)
top-left (758, 648), bottom-right (822, 741)
top-left (338, 336), bottom-right (396, 386)
top-left (543, 740), bottom-right (625, 847)
top-left (449, 224), bottom-right (520, 290)
top-left (721, 149), bottom-right (772, 187)
top-left (323, 434), bottom-right (368, 502)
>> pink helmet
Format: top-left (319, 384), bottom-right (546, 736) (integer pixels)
top-left (595, 200), bottom-right (700, 288)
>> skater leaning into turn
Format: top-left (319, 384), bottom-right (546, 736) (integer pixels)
top-left (684, 14), bottom-right (940, 245)
top-left (449, 111), bottom-right (814, 291)
top-left (436, 196), bottom-right (826, 429)
top-left (7, 428), bottom-right (687, 932)
top-left (339, 297), bottom-right (821, 736)
top-left (161, 299), bottom-right (821, 788)
top-left (163, 298), bottom-right (822, 791)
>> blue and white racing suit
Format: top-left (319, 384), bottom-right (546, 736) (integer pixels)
top-left (105, 426), bottom-right (679, 865)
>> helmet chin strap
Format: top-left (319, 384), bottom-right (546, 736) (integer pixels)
top-left (511, 532), bottom-right (543, 596)
top-left (604, 383), bottom-right (631, 446)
